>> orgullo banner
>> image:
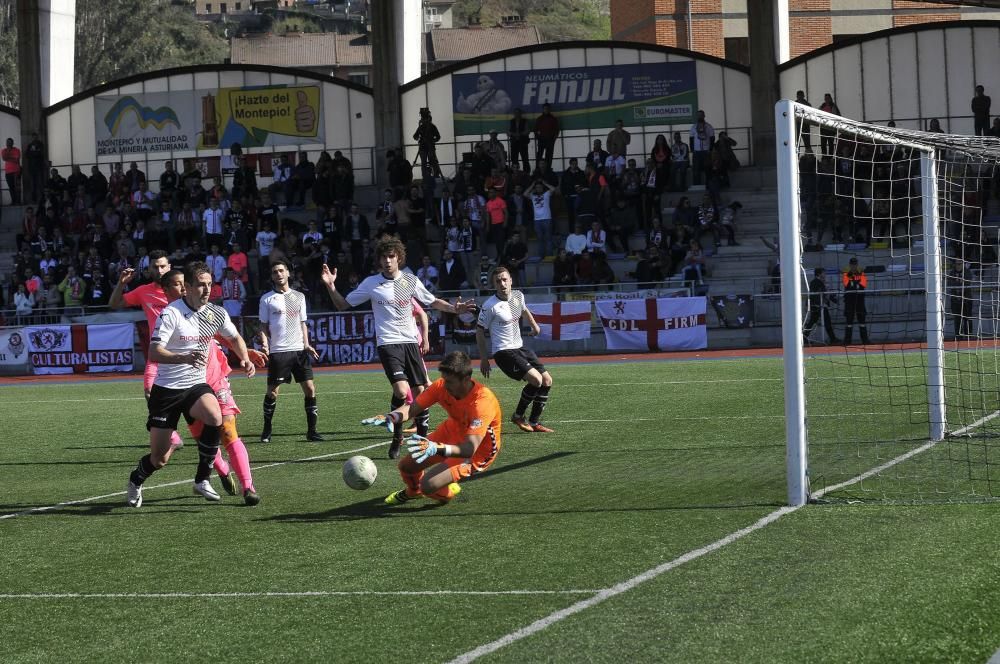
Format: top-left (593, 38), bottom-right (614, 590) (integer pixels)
top-left (26, 324), bottom-right (135, 375)
top-left (0, 328), bottom-right (29, 367)
top-left (307, 312), bottom-right (377, 366)
top-left (453, 61), bottom-right (697, 135)
top-left (95, 85), bottom-right (324, 156)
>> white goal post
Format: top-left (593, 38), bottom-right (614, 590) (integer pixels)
top-left (776, 100), bottom-right (949, 506)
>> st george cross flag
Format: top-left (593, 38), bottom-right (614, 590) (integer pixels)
top-left (530, 301), bottom-right (592, 341)
top-left (595, 297), bottom-right (707, 351)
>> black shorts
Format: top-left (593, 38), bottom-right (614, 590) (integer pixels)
top-left (494, 347), bottom-right (545, 381)
top-left (268, 350), bottom-right (314, 385)
top-left (377, 343), bottom-right (429, 386)
top-left (146, 383), bottom-right (216, 431)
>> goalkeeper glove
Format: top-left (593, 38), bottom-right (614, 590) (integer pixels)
top-left (361, 412), bottom-right (399, 434)
top-left (247, 349), bottom-right (268, 369)
top-left (405, 434), bottom-right (441, 464)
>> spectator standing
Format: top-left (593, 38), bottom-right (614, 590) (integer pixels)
top-left (484, 188), bottom-right (508, 261)
top-left (560, 157), bottom-right (586, 225)
top-left (534, 103), bottom-right (559, 168)
top-left (973, 85), bottom-right (992, 137)
top-left (416, 255), bottom-right (439, 292)
top-left (24, 132), bottom-right (45, 204)
top-left (670, 132), bottom-right (689, 192)
top-left (221, 267), bottom-right (247, 319)
top-left (255, 222), bottom-right (278, 290)
top-left (803, 267), bottom-right (838, 345)
top-left (586, 139), bottom-right (609, 173)
top-left (291, 151), bottom-right (315, 208)
top-left (526, 179), bottom-right (556, 258)
top-left (387, 149), bottom-right (413, 197)
top-left (14, 283), bottom-right (34, 324)
top-left (413, 109), bottom-right (443, 179)
top-left (438, 249), bottom-right (466, 291)
top-left (271, 154), bottom-right (293, 205)
top-left (842, 257), bottom-right (871, 345)
top-left (606, 119), bottom-right (631, 159)
top-left (795, 90), bottom-right (813, 152)
top-left (818, 94), bottom-right (840, 156)
top-left (482, 130), bottom-right (507, 170)
top-left (689, 111), bottom-right (715, 186)
top-left (228, 242), bottom-right (250, 291)
top-left (202, 198), bottom-right (225, 249)
top-left (508, 108), bottom-right (531, 171)
top-left (2, 137), bottom-right (21, 205)
top-left (125, 162), bottom-right (146, 193)
top-left (206, 244), bottom-right (227, 283)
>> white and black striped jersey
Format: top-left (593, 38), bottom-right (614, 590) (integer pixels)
top-left (477, 290), bottom-right (526, 355)
top-left (151, 300), bottom-right (238, 389)
top-left (259, 289), bottom-right (307, 353)
top-left (346, 272), bottom-right (436, 346)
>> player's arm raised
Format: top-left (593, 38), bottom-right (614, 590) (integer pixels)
top-left (108, 268), bottom-right (137, 310)
top-left (320, 264), bottom-right (352, 311)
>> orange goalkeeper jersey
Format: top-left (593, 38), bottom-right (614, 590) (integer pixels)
top-left (416, 378), bottom-right (503, 441)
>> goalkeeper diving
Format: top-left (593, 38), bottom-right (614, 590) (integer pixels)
top-left (363, 351), bottom-right (502, 505)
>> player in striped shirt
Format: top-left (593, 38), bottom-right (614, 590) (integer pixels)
top-left (109, 249), bottom-right (186, 450)
top-left (476, 266), bottom-right (555, 433)
top-left (126, 262), bottom-right (255, 508)
top-left (321, 237), bottom-right (476, 458)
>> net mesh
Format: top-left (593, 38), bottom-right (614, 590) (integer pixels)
top-left (789, 105), bottom-right (1000, 503)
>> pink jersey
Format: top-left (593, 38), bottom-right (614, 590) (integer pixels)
top-left (412, 300), bottom-right (425, 346)
top-left (122, 282), bottom-right (169, 332)
top-left (205, 341), bottom-right (232, 390)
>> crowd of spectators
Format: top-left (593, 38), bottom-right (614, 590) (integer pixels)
top-left (0, 107), bottom-right (747, 321)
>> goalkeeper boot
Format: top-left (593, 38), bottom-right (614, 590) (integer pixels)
top-left (843, 328), bottom-right (853, 346)
top-left (219, 471), bottom-right (239, 496)
top-left (384, 488), bottom-right (418, 506)
top-left (860, 326), bottom-right (871, 345)
top-left (530, 422), bottom-right (555, 433)
top-left (511, 414), bottom-right (534, 433)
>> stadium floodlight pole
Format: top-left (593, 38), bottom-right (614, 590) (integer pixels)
top-left (921, 151), bottom-right (946, 440)
top-left (775, 100), bottom-right (808, 506)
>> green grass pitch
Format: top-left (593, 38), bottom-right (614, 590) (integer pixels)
top-left (3, 356), bottom-right (1000, 663)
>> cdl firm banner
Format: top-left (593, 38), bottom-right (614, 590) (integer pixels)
top-left (452, 61), bottom-right (697, 135)
top-left (94, 85), bottom-right (324, 156)
top-left (26, 324), bottom-right (135, 375)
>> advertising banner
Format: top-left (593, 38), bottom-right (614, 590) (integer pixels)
top-left (595, 297), bottom-right (707, 352)
top-left (530, 301), bottom-right (592, 341)
top-left (95, 85), bottom-right (324, 156)
top-left (0, 328), bottom-right (28, 366)
top-left (307, 311), bottom-right (377, 366)
top-left (453, 61), bottom-right (697, 135)
top-left (26, 323), bottom-right (135, 375)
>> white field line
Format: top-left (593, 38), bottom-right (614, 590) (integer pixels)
top-left (812, 409), bottom-right (1000, 499)
top-left (446, 409), bottom-right (1000, 663)
top-left (0, 589), bottom-right (600, 600)
top-left (0, 441), bottom-right (387, 521)
top-left (446, 506), bottom-right (801, 664)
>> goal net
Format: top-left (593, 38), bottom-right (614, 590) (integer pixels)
top-left (777, 100), bottom-right (1000, 505)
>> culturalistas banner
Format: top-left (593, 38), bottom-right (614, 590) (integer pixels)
top-left (595, 297), bottom-right (707, 352)
top-left (95, 85), bottom-right (323, 156)
top-left (452, 61), bottom-right (697, 135)
top-left (26, 324), bottom-right (134, 375)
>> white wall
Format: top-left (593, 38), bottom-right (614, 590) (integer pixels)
top-left (780, 23), bottom-right (1000, 134)
top-left (401, 44), bottom-right (753, 175)
top-left (45, 68), bottom-right (376, 188)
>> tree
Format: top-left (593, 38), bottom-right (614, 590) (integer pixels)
top-left (453, 0), bottom-right (610, 42)
top-left (75, 0), bottom-right (229, 93)
top-left (0, 0), bottom-right (229, 107)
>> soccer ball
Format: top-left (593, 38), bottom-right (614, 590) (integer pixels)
top-left (342, 455), bottom-right (378, 490)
